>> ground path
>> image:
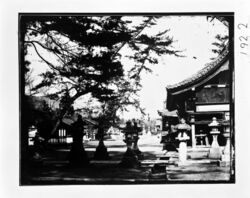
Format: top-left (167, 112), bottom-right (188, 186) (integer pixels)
top-left (21, 134), bottom-right (232, 185)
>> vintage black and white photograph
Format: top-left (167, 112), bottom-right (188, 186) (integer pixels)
top-left (19, 13), bottom-right (235, 185)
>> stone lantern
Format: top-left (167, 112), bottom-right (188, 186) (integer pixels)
top-left (176, 118), bottom-right (191, 165)
top-left (120, 121), bottom-right (140, 168)
top-left (208, 117), bottom-right (222, 159)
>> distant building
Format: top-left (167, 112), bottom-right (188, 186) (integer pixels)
top-left (26, 96), bottom-right (99, 144)
top-left (48, 115), bottom-right (98, 144)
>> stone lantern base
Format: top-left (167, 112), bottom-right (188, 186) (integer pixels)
top-left (208, 147), bottom-right (222, 159)
top-left (133, 148), bottom-right (144, 160)
top-left (94, 140), bottom-right (110, 160)
top-left (68, 146), bottom-right (90, 167)
top-left (217, 160), bottom-right (230, 167)
top-left (119, 147), bottom-right (140, 168)
top-left (208, 131), bottom-right (222, 160)
top-left (208, 118), bottom-right (222, 160)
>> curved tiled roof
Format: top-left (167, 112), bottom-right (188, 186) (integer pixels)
top-left (62, 116), bottom-right (98, 126)
top-left (157, 109), bottom-right (178, 117)
top-left (166, 43), bottom-right (229, 91)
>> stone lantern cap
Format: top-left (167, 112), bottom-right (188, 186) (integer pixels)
top-left (208, 117), bottom-right (220, 127)
top-left (176, 123), bottom-right (191, 131)
top-left (209, 117), bottom-right (221, 135)
top-left (176, 132), bottom-right (190, 141)
top-left (190, 117), bottom-right (195, 124)
top-left (176, 122), bottom-right (191, 141)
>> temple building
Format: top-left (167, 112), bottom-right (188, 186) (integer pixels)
top-left (162, 44), bottom-right (232, 148)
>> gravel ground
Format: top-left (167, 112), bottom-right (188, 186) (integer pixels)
top-left (21, 134), bottom-right (233, 185)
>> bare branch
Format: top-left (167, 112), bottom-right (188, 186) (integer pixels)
top-left (28, 41), bottom-right (78, 85)
top-left (25, 40), bottom-right (66, 64)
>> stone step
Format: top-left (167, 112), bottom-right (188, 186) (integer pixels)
top-left (158, 156), bottom-right (170, 160)
top-left (31, 176), bottom-right (151, 183)
top-left (90, 160), bottom-right (121, 164)
top-left (157, 154), bottom-right (178, 158)
top-left (166, 159), bottom-right (219, 168)
top-left (148, 172), bottom-right (167, 180)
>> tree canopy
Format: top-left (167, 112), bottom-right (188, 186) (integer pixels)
top-left (21, 15), bottom-right (182, 134)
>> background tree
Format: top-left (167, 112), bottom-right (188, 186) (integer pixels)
top-left (211, 34), bottom-right (229, 56)
top-left (207, 16), bottom-right (230, 59)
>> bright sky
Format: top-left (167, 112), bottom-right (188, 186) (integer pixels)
top-left (119, 16), bottom-right (228, 119)
top-left (26, 16), bottom-right (228, 120)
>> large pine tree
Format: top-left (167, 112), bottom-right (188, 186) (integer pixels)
top-left (21, 15), bottom-right (181, 134)
top-left (20, 15), bottom-right (182, 166)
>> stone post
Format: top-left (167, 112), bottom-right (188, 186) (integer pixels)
top-left (221, 122), bottom-right (230, 163)
top-left (208, 117), bottom-right (222, 159)
top-left (190, 115), bottom-right (196, 148)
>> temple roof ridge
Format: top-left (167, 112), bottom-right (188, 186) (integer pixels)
top-left (166, 43), bottom-right (229, 91)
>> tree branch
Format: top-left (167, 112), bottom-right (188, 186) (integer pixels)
top-left (28, 41), bottom-right (78, 85)
top-left (111, 16), bottom-right (154, 59)
top-left (27, 27), bottom-right (79, 58)
top-left (46, 32), bottom-right (79, 58)
top-left (26, 40), bottom-right (67, 64)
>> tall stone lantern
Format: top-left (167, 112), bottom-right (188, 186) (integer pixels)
top-left (120, 121), bottom-right (140, 168)
top-left (176, 118), bottom-right (191, 165)
top-left (208, 117), bottom-right (222, 159)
